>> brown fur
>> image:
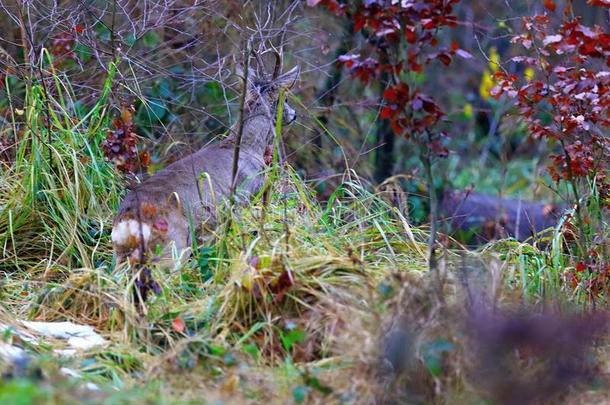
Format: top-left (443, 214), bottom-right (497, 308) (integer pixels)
top-left (112, 66), bottom-right (300, 265)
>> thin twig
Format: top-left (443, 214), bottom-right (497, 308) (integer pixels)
top-left (229, 38), bottom-right (252, 204)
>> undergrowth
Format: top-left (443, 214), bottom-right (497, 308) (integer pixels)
top-left (0, 67), bottom-right (608, 404)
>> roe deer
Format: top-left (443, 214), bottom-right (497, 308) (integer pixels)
top-left (111, 54), bottom-right (299, 266)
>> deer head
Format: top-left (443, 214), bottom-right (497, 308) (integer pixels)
top-left (236, 50), bottom-right (300, 146)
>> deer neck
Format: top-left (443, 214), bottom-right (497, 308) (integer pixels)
top-left (224, 106), bottom-right (274, 157)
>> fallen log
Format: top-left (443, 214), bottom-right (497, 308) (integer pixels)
top-left (440, 190), bottom-right (565, 245)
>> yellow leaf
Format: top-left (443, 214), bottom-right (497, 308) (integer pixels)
top-left (524, 67), bottom-right (535, 81)
top-left (488, 47), bottom-right (500, 73)
top-left (463, 103), bottom-right (474, 119)
top-left (479, 70), bottom-right (495, 101)
top-left (241, 270), bottom-right (253, 291)
top-left (221, 374), bottom-right (240, 395)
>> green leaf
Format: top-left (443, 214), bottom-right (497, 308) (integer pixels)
top-left (158, 80), bottom-right (173, 99)
top-left (305, 376), bottom-right (333, 395)
top-left (292, 386), bottom-right (308, 404)
top-left (204, 81), bottom-right (223, 99)
top-left (125, 33), bottom-right (137, 47)
top-left (0, 379), bottom-right (49, 405)
top-left (281, 328), bottom-right (306, 352)
top-left (378, 282), bottom-right (393, 299)
top-left (242, 344), bottom-right (260, 361)
top-left (142, 99), bottom-right (167, 121)
top-left (208, 344), bottom-right (226, 357)
top-left (422, 340), bottom-right (454, 377)
top-left (223, 352), bottom-right (237, 366)
top-left (197, 246), bottom-right (215, 282)
top-left (142, 31), bottom-right (161, 48)
top-left (74, 43), bottom-right (92, 63)
top-left (169, 66), bottom-right (185, 75)
top-left (94, 23), bottom-right (111, 43)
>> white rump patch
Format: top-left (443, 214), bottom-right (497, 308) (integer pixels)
top-left (111, 219), bottom-right (151, 246)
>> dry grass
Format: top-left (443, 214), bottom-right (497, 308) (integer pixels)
top-left (0, 70), bottom-right (608, 405)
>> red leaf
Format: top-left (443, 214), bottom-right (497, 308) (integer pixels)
top-left (138, 151), bottom-right (150, 167)
top-left (172, 317), bottom-right (186, 333)
top-left (269, 270), bottom-right (294, 296)
top-left (337, 54), bottom-right (360, 68)
top-left (578, 42), bottom-right (599, 56)
top-left (543, 34), bottom-right (563, 46)
top-left (383, 88), bottom-right (399, 102)
top-left (421, 18), bottom-right (435, 29)
top-left (430, 140), bottom-right (449, 158)
top-left (390, 120), bottom-right (404, 135)
top-left (405, 28), bottom-right (417, 44)
top-left (410, 62), bottom-right (423, 73)
top-left (354, 14), bottom-right (366, 33)
top-left (380, 106), bottom-right (395, 119)
top-left (438, 53), bottom-right (452, 66)
top-left (544, 0), bottom-right (556, 11)
top-left (375, 28), bottom-right (396, 37)
top-left (588, 0), bottom-right (610, 7)
top-left (74, 24), bottom-right (84, 34)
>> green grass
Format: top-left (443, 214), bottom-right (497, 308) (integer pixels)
top-left (0, 66), bottom-right (607, 404)
top-left (1, 59), bottom-right (121, 274)
top-left (0, 68), bottom-right (429, 402)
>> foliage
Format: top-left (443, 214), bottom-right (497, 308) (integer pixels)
top-left (102, 105), bottom-right (150, 174)
top-left (310, 0), bottom-right (478, 270)
top-left (311, 0), bottom-right (472, 150)
top-left (492, 1), bottom-right (609, 300)
top-left (0, 59), bottom-right (121, 273)
top-left (493, 7), bottom-right (609, 203)
top-left (0, 0), bottom-right (609, 403)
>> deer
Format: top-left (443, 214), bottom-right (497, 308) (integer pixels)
top-left (111, 51), bottom-right (299, 272)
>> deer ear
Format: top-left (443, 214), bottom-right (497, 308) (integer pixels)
top-left (167, 192), bottom-right (182, 211)
top-left (235, 63), bottom-right (257, 85)
top-left (274, 66), bottom-right (300, 89)
top-left (235, 63), bottom-right (245, 79)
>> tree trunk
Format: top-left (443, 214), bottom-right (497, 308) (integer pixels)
top-left (374, 116), bottom-right (394, 182)
top-left (374, 57), bottom-right (394, 183)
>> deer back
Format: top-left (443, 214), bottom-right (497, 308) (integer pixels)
top-left (111, 64), bottom-right (300, 265)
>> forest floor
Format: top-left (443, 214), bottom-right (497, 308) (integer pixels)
top-left (0, 78), bottom-right (607, 404)
top-left (1, 164), bottom-right (609, 404)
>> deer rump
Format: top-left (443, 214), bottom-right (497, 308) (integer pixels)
top-left (111, 61), bottom-right (299, 266)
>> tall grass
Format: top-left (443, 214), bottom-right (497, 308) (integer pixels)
top-left (1, 61), bottom-right (606, 404)
top-left (0, 64), bottom-right (434, 401)
top-left (0, 63), bottom-right (430, 339)
top-left (1, 59), bottom-right (121, 275)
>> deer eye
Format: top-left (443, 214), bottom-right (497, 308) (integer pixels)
top-left (256, 82), bottom-right (270, 93)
